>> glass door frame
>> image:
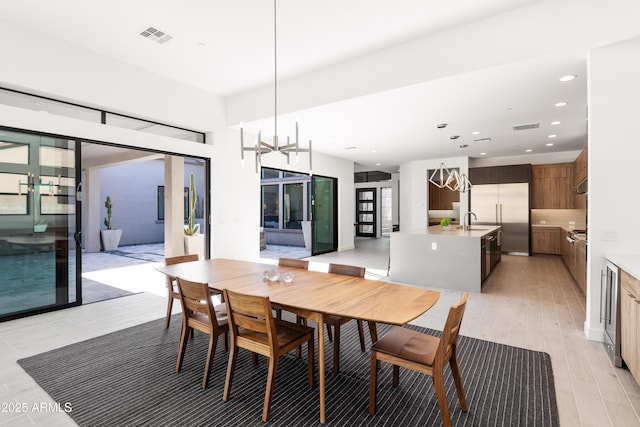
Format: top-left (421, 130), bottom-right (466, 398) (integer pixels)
top-left (311, 174), bottom-right (338, 255)
top-left (0, 126), bottom-right (82, 322)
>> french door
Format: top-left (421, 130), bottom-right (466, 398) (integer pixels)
top-left (311, 175), bottom-right (337, 255)
top-left (356, 188), bottom-right (376, 237)
top-left (0, 128), bottom-right (81, 321)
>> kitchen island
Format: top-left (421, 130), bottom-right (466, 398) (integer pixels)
top-left (389, 225), bottom-right (502, 292)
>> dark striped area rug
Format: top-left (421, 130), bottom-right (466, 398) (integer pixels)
top-left (18, 316), bottom-right (558, 426)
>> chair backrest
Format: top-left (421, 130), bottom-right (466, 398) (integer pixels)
top-left (436, 292), bottom-right (469, 361)
top-left (165, 254), bottom-right (200, 294)
top-left (328, 263), bottom-right (365, 278)
top-left (224, 289), bottom-right (277, 350)
top-left (177, 278), bottom-right (220, 329)
top-left (165, 254), bottom-right (199, 266)
top-left (278, 258), bottom-right (309, 270)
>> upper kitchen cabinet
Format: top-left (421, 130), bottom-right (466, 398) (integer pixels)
top-left (573, 147), bottom-right (588, 210)
top-left (469, 164), bottom-right (531, 185)
top-left (574, 147), bottom-right (588, 184)
top-left (531, 163), bottom-right (573, 209)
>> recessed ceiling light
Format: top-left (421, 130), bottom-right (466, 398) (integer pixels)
top-left (525, 149), bottom-right (533, 153)
top-left (472, 131), bottom-right (480, 135)
top-left (450, 135), bottom-right (460, 140)
top-left (548, 134), bottom-right (557, 138)
top-left (555, 101), bottom-right (568, 107)
top-left (559, 75), bottom-right (577, 82)
top-left (546, 143), bottom-right (554, 147)
top-left (551, 121), bottom-right (561, 125)
top-left (375, 163), bottom-right (381, 166)
top-left (371, 150), bottom-right (377, 153)
top-left (344, 146), bottom-right (358, 150)
top-left (480, 152), bottom-right (487, 156)
top-left (459, 144), bottom-right (468, 149)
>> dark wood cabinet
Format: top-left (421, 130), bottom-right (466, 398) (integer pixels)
top-left (469, 164), bottom-right (531, 185)
top-left (428, 182), bottom-right (459, 210)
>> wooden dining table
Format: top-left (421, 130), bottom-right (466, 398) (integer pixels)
top-left (157, 258), bottom-right (440, 424)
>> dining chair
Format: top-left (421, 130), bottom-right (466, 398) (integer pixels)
top-left (274, 257), bottom-right (309, 321)
top-left (175, 277), bottom-right (229, 389)
top-left (324, 262), bottom-right (375, 373)
top-left (222, 288), bottom-right (315, 422)
top-left (164, 254), bottom-right (199, 329)
top-left (369, 292), bottom-right (469, 427)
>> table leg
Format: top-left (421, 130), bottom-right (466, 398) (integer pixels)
top-left (311, 312), bottom-right (326, 423)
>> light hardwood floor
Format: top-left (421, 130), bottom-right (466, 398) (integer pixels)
top-left (1, 244), bottom-right (639, 426)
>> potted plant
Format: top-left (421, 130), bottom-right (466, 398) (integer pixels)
top-left (100, 195), bottom-right (123, 251)
top-left (184, 173), bottom-right (204, 259)
top-left (440, 217), bottom-right (453, 231)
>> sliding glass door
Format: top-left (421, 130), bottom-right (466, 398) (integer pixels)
top-left (0, 129), bottom-right (80, 321)
top-left (311, 175), bottom-right (337, 255)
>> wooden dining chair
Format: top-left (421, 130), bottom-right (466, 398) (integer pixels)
top-left (222, 288), bottom-right (315, 422)
top-left (369, 292), bottom-right (469, 427)
top-left (274, 257), bottom-right (309, 321)
top-left (324, 262), bottom-right (375, 373)
top-left (164, 254), bottom-right (199, 329)
top-left (175, 277), bottom-right (229, 389)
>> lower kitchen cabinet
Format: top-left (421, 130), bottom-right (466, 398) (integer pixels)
top-left (561, 231), bottom-right (576, 280)
top-left (621, 270), bottom-right (640, 382)
top-left (575, 240), bottom-right (587, 294)
top-left (532, 226), bottom-right (560, 254)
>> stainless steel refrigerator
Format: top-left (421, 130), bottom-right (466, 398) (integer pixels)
top-left (470, 183), bottom-right (529, 255)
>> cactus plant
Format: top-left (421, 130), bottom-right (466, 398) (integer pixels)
top-left (184, 173), bottom-right (198, 236)
top-left (104, 195), bottom-right (113, 230)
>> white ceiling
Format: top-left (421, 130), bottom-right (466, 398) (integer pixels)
top-left (1, 0), bottom-right (638, 172)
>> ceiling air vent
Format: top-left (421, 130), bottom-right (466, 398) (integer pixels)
top-left (474, 137), bottom-right (492, 143)
top-left (140, 27), bottom-right (173, 44)
top-left (512, 122), bottom-right (539, 131)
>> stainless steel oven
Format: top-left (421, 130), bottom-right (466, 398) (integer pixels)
top-left (602, 261), bottom-right (622, 367)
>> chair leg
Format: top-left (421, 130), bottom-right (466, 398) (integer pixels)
top-left (392, 365), bottom-right (399, 387)
top-left (223, 344), bottom-right (238, 402)
top-left (296, 316), bottom-right (308, 358)
top-left (432, 368), bottom-right (453, 427)
top-left (367, 321), bottom-right (378, 344)
top-left (333, 324), bottom-right (341, 373)
top-left (202, 333), bottom-right (217, 388)
top-left (450, 350), bottom-right (468, 412)
top-left (262, 357), bottom-right (279, 422)
top-left (368, 351), bottom-right (378, 415)
top-left (326, 323), bottom-right (333, 341)
top-left (165, 295), bottom-right (174, 329)
top-left (176, 325), bottom-right (189, 373)
top-left (275, 308), bottom-right (282, 320)
top-left (356, 320), bottom-right (366, 352)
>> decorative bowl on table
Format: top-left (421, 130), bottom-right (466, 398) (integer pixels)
top-left (266, 268), bottom-right (280, 282)
top-left (281, 271), bottom-right (294, 284)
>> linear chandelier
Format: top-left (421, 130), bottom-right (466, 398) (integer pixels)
top-left (428, 124), bottom-right (472, 193)
top-left (240, 0), bottom-right (312, 175)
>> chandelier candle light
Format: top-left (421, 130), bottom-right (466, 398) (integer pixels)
top-left (240, 0), bottom-right (312, 176)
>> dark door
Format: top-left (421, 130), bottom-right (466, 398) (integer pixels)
top-left (311, 175), bottom-right (337, 255)
top-left (356, 188), bottom-right (376, 237)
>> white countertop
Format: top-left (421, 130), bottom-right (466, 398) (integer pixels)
top-left (605, 254), bottom-right (640, 280)
top-left (406, 225), bottom-right (501, 238)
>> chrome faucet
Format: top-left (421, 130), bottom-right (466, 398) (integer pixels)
top-left (463, 211), bottom-right (477, 231)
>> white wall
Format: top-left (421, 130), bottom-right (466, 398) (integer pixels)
top-left (585, 37), bottom-right (640, 339)
top-left (399, 156), bottom-right (469, 231)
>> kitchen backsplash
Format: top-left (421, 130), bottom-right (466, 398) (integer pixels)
top-left (531, 209), bottom-right (586, 227)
